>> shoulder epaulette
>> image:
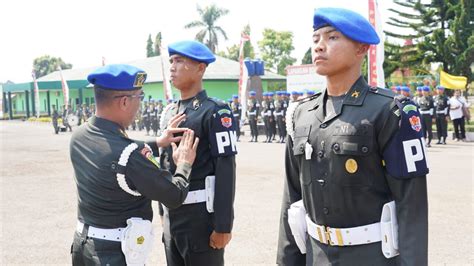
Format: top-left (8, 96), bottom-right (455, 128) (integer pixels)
top-left (368, 87), bottom-right (396, 99)
top-left (207, 97), bottom-right (227, 107)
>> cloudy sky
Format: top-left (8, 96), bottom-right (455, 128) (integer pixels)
top-left (0, 0), bottom-right (400, 83)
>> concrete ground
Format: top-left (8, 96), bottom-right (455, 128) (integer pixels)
top-left (0, 120), bottom-right (472, 265)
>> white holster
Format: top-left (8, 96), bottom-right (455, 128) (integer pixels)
top-left (380, 201), bottom-right (399, 258)
top-left (205, 175), bottom-right (215, 213)
top-left (121, 217), bottom-right (154, 265)
top-left (182, 176), bottom-right (215, 213)
top-left (287, 200), bottom-right (307, 254)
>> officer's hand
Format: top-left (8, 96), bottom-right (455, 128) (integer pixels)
top-left (209, 231), bottom-right (232, 249)
top-left (171, 129), bottom-right (199, 165)
top-left (157, 114), bottom-right (187, 147)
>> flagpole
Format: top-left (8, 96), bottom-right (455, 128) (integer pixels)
top-left (32, 70), bottom-right (40, 118)
top-left (58, 66), bottom-right (70, 110)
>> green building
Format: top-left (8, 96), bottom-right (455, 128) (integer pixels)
top-left (2, 56), bottom-right (285, 119)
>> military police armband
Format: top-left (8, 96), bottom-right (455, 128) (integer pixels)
top-left (383, 99), bottom-right (429, 179)
top-left (209, 106), bottom-right (238, 157)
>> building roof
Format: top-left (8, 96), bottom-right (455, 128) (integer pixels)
top-left (37, 55), bottom-right (285, 83)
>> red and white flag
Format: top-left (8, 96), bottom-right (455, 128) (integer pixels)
top-left (368, 0), bottom-right (385, 88)
top-left (58, 66), bottom-right (70, 109)
top-left (238, 33), bottom-right (250, 123)
top-left (32, 70), bottom-right (40, 118)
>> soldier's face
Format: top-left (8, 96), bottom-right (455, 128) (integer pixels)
top-left (169, 55), bottom-right (205, 90)
top-left (312, 26), bottom-right (369, 76)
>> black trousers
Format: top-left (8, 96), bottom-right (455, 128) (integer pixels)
top-left (452, 117), bottom-right (466, 139)
top-left (248, 116), bottom-right (258, 138)
top-left (270, 116), bottom-right (277, 139)
top-left (435, 114), bottom-right (448, 139)
top-left (263, 117), bottom-right (271, 140)
top-left (163, 204), bottom-right (224, 266)
top-left (421, 114), bottom-right (433, 142)
top-left (234, 116), bottom-right (241, 139)
top-left (276, 115), bottom-right (286, 140)
top-left (71, 229), bottom-right (125, 266)
top-left (53, 121), bottom-right (59, 134)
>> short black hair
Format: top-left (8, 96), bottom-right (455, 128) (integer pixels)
top-left (93, 86), bottom-right (128, 106)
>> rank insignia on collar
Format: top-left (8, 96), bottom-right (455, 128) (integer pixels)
top-left (192, 98), bottom-right (200, 110)
top-left (351, 91), bottom-right (360, 98)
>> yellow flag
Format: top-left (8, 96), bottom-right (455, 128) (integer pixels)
top-left (440, 70), bottom-right (468, 90)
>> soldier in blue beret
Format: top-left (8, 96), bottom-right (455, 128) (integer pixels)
top-left (160, 40), bottom-right (236, 265)
top-left (230, 94), bottom-right (242, 141)
top-left (418, 86), bottom-right (435, 147)
top-left (247, 90), bottom-right (260, 142)
top-left (277, 7), bottom-right (428, 266)
top-left (434, 85), bottom-right (449, 144)
top-left (401, 86), bottom-right (411, 98)
top-left (70, 64), bottom-right (198, 265)
top-left (274, 90), bottom-right (289, 143)
top-left (395, 86), bottom-right (402, 94)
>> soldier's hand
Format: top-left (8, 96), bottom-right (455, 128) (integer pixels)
top-left (157, 114), bottom-right (187, 147)
top-left (209, 231), bottom-right (232, 249)
top-left (171, 129), bottom-right (199, 165)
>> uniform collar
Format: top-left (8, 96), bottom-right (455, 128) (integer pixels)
top-left (310, 76), bottom-right (369, 123)
top-left (178, 90), bottom-right (208, 111)
top-left (89, 116), bottom-right (129, 138)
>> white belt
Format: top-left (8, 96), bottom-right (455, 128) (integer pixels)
top-left (436, 110), bottom-right (447, 114)
top-left (233, 114), bottom-right (240, 117)
top-left (305, 216), bottom-right (381, 246)
top-left (274, 112), bottom-right (284, 116)
top-left (248, 111), bottom-right (256, 115)
top-left (182, 189), bottom-right (207, 204)
top-left (76, 221), bottom-right (124, 242)
top-left (419, 110), bottom-right (433, 115)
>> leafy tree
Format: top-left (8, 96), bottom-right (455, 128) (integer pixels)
top-left (301, 48), bottom-right (312, 64)
top-left (146, 34), bottom-right (154, 57)
top-left (386, 0), bottom-right (473, 82)
top-left (258, 29), bottom-right (296, 75)
top-left (33, 55), bottom-right (72, 78)
top-left (217, 24), bottom-right (255, 61)
top-left (185, 4), bottom-right (229, 52)
top-left (154, 32), bottom-right (162, 56)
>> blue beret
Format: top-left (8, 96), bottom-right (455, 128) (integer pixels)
top-left (232, 94), bottom-right (239, 99)
top-left (158, 99), bottom-right (163, 102)
top-left (277, 91), bottom-right (283, 96)
top-left (401, 86), bottom-right (410, 92)
top-left (168, 40), bottom-right (216, 64)
top-left (422, 86), bottom-right (430, 92)
top-left (416, 86), bottom-right (423, 91)
top-left (313, 7), bottom-right (380, 45)
top-left (268, 92), bottom-right (274, 96)
top-left (436, 85), bottom-right (445, 90)
top-left (227, 98), bottom-right (232, 103)
top-left (262, 92), bottom-right (268, 96)
top-left (291, 91), bottom-right (299, 95)
top-left (395, 86), bottom-right (401, 91)
top-left (87, 64), bottom-right (147, 90)
top-left (249, 91), bottom-right (256, 96)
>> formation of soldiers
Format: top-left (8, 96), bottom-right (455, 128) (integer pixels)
top-left (392, 84), bottom-right (452, 146)
top-left (245, 90), bottom-right (316, 143)
top-left (132, 99), bottom-right (165, 136)
top-left (51, 103), bottom-right (95, 134)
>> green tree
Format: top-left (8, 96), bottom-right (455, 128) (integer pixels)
top-left (146, 34), bottom-right (154, 57)
top-left (33, 55), bottom-right (72, 78)
top-left (154, 32), bottom-right (162, 56)
top-left (258, 29), bottom-right (296, 75)
top-left (217, 24), bottom-right (255, 61)
top-left (185, 4), bottom-right (229, 53)
top-left (385, 0), bottom-right (473, 82)
top-left (301, 47), bottom-right (312, 64)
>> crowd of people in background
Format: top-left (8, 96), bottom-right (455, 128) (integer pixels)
top-left (391, 83), bottom-right (470, 144)
top-left (50, 85), bottom-right (470, 144)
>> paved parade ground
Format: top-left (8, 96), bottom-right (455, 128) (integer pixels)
top-left (0, 120), bottom-right (473, 265)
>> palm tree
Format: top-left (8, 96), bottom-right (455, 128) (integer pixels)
top-left (185, 4), bottom-right (229, 53)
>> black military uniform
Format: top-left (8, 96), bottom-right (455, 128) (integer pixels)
top-left (71, 64), bottom-right (192, 265)
top-left (150, 102), bottom-right (159, 136)
top-left (156, 100), bottom-right (164, 134)
top-left (434, 87), bottom-right (449, 144)
top-left (142, 102), bottom-right (151, 135)
top-left (274, 92), bottom-right (288, 143)
top-left (76, 105), bottom-right (83, 126)
top-left (262, 95), bottom-right (273, 143)
top-left (247, 93), bottom-right (260, 142)
top-left (160, 90), bottom-right (237, 266)
top-left (278, 77), bottom-right (428, 266)
top-left (231, 97), bottom-right (242, 141)
top-left (418, 90), bottom-right (434, 147)
top-left (268, 93), bottom-right (277, 141)
top-left (52, 105), bottom-right (60, 134)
